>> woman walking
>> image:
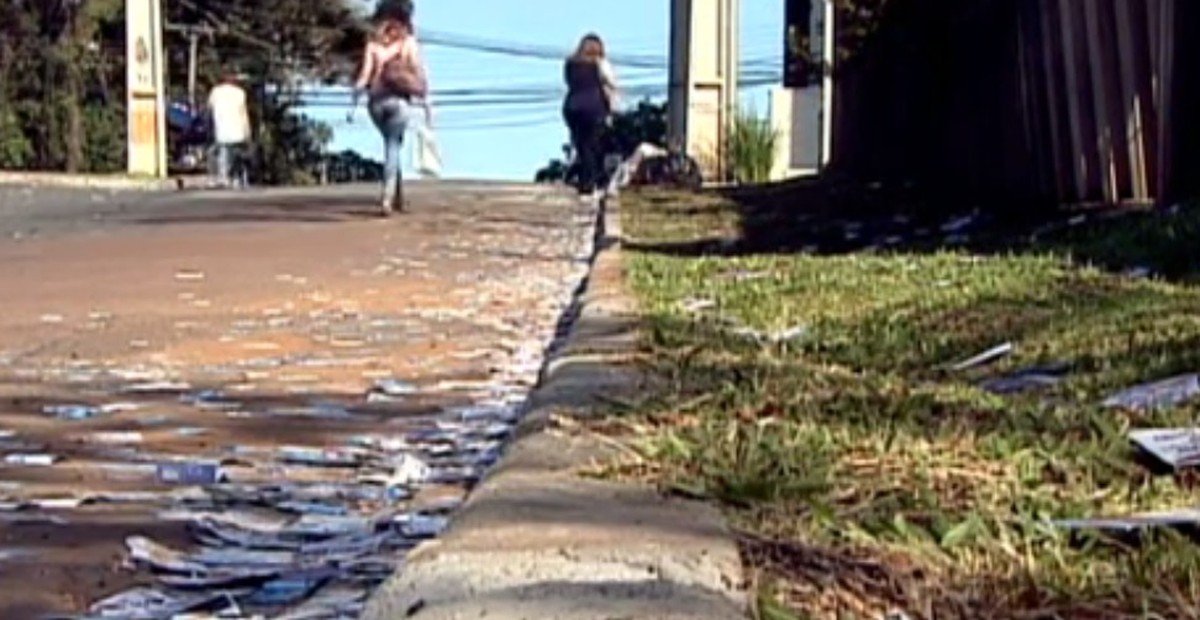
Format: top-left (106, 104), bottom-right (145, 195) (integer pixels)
top-left (349, 5), bottom-right (432, 216)
top-left (562, 33), bottom-right (618, 201)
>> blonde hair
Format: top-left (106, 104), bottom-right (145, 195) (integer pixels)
top-left (572, 33), bottom-right (605, 62)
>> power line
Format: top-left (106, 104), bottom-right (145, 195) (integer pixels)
top-left (4, 18), bottom-right (786, 130)
top-left (2, 25), bottom-right (782, 77)
top-left (292, 73), bottom-right (781, 107)
top-left (416, 28), bottom-right (781, 72)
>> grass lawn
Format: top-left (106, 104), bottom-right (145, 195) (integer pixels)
top-left (609, 189), bottom-right (1200, 619)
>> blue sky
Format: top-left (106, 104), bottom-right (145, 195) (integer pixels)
top-left (305, 0), bottom-right (783, 181)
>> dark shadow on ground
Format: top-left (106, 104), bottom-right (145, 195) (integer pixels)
top-left (624, 179), bottom-right (1200, 282)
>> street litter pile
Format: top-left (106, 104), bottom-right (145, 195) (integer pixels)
top-left (106, 402), bottom-right (515, 619)
top-left (4, 369), bottom-right (544, 620)
top-left (0, 385), bottom-right (511, 617)
top-left (3, 347), bottom-right (561, 618)
top-left (34, 350), bottom-right (577, 619)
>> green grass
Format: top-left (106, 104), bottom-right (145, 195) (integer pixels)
top-left (611, 191), bottom-right (1200, 619)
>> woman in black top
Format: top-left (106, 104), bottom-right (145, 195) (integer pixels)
top-left (562, 33), bottom-right (617, 200)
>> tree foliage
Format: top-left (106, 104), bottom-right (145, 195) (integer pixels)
top-left (0, 0), bottom-right (370, 181)
top-left (785, 0), bottom-right (898, 86)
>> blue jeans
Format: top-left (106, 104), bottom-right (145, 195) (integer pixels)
top-left (368, 96), bottom-right (411, 209)
top-left (212, 142), bottom-right (246, 188)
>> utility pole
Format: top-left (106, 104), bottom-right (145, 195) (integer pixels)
top-left (187, 31), bottom-right (199, 109)
top-left (126, 0), bottom-right (168, 177)
top-left (164, 22), bottom-right (214, 110)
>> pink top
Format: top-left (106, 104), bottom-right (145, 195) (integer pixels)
top-left (362, 37), bottom-right (426, 97)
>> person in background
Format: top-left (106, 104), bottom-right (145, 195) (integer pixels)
top-left (562, 33), bottom-right (618, 202)
top-left (206, 72), bottom-right (251, 188)
top-left (348, 4), bottom-right (432, 216)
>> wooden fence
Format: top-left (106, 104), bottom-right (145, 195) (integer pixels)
top-left (827, 0), bottom-right (1197, 208)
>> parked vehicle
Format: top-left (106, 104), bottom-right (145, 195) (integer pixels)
top-left (167, 101), bottom-right (210, 175)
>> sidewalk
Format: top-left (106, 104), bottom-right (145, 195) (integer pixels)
top-left (0, 170), bottom-right (184, 191)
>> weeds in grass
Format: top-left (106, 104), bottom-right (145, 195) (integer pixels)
top-left (728, 106), bottom-right (780, 185)
top-left (609, 190), bottom-right (1200, 619)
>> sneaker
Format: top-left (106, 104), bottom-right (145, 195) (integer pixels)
top-left (380, 191), bottom-right (405, 217)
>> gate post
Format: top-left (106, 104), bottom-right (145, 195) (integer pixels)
top-left (126, 0), bottom-right (168, 178)
top-left (668, 0), bottom-right (740, 182)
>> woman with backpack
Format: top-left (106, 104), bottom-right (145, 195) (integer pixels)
top-left (562, 33), bottom-right (618, 202)
top-left (349, 6), bottom-right (432, 216)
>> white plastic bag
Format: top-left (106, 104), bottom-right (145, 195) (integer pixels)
top-left (414, 124), bottom-right (442, 178)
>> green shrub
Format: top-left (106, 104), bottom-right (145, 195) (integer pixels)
top-left (727, 106), bottom-right (778, 185)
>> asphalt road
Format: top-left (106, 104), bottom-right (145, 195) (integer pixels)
top-left (0, 177), bottom-right (598, 618)
top-left (0, 180), bottom-right (551, 239)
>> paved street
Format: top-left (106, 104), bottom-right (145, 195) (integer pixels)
top-left (0, 181), bottom-right (596, 618)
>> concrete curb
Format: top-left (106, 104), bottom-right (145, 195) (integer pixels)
top-left (362, 196), bottom-right (749, 620)
top-left (0, 171), bottom-right (186, 191)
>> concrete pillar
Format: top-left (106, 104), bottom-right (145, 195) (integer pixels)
top-left (126, 0), bottom-right (168, 178)
top-left (668, 0), bottom-right (740, 182)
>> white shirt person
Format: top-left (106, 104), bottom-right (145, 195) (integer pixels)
top-left (207, 73), bottom-right (251, 187)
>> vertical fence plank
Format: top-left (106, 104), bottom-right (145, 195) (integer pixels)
top-left (1084, 0), bottom-right (1118, 201)
top-left (1019, 0), bottom-right (1054, 201)
top-left (1057, 0), bottom-right (1097, 201)
top-left (1038, 0), bottom-right (1070, 202)
top-left (1017, 5), bottom-right (1036, 195)
top-left (826, 0), bottom-right (1174, 207)
top-left (1096, 0), bottom-right (1135, 201)
top-left (1155, 0), bottom-right (1176, 204)
top-left (1114, 0), bottom-right (1154, 200)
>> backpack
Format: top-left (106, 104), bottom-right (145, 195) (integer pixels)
top-left (376, 42), bottom-right (426, 98)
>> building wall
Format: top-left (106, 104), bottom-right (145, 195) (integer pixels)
top-left (769, 86), bottom-right (821, 180)
top-left (772, 0), bottom-right (824, 180)
top-left (827, 0), bottom-right (1193, 208)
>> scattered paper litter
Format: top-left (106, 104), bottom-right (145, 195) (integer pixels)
top-left (1129, 428), bottom-right (1200, 469)
top-left (950, 342), bottom-right (1013, 371)
top-left (3, 453), bottom-right (60, 466)
top-left (126, 536), bottom-right (208, 574)
top-left (396, 513), bottom-right (449, 538)
top-left (174, 269), bottom-right (206, 281)
top-left (88, 586), bottom-right (224, 620)
top-left (89, 431), bottom-right (145, 444)
top-left (1104, 373), bottom-right (1200, 411)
